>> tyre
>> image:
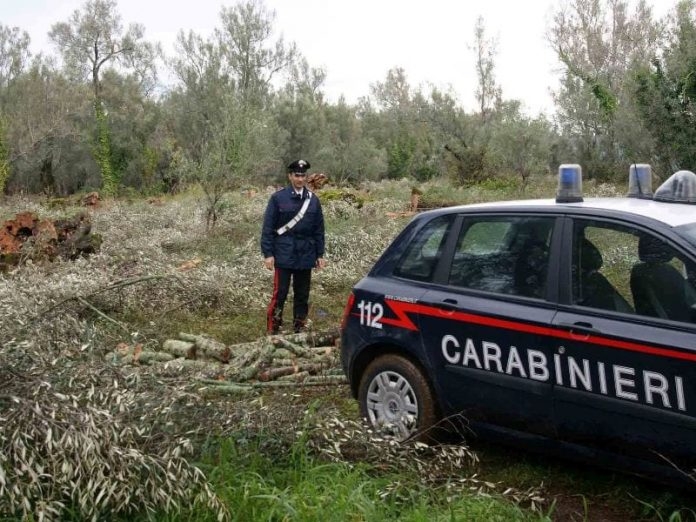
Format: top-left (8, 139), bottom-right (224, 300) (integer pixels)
top-left (358, 354), bottom-right (439, 441)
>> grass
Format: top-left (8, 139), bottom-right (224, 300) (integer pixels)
top-left (127, 393), bottom-right (552, 522)
top-left (475, 440), bottom-right (696, 521)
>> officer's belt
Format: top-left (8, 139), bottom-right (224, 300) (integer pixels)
top-left (276, 192), bottom-right (312, 236)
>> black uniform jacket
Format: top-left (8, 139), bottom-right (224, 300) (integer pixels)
top-left (261, 186), bottom-right (325, 270)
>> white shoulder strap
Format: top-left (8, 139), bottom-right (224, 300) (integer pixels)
top-left (276, 192), bottom-right (313, 236)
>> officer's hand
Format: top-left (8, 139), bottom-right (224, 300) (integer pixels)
top-left (264, 256), bottom-right (275, 270)
top-left (316, 258), bottom-right (326, 270)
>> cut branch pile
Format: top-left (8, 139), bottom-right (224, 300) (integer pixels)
top-left (0, 211), bottom-right (102, 270)
top-left (306, 172), bottom-right (328, 191)
top-left (108, 329), bottom-right (346, 394)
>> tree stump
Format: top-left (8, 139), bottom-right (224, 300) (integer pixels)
top-left (0, 211), bottom-right (102, 270)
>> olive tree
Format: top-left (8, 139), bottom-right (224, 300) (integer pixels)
top-left (548, 0), bottom-right (661, 179)
top-left (0, 25), bottom-right (31, 193)
top-left (216, 0), bottom-right (297, 108)
top-left (634, 1), bottom-right (696, 176)
top-left (472, 15), bottom-right (501, 125)
top-left (49, 0), bottom-right (159, 195)
top-left (0, 25), bottom-right (95, 195)
top-left (489, 101), bottom-right (554, 188)
top-left (168, 0), bottom-right (293, 228)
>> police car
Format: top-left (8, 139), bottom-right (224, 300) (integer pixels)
top-left (340, 164), bottom-right (696, 484)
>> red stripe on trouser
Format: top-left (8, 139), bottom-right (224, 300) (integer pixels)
top-left (267, 268), bottom-right (281, 332)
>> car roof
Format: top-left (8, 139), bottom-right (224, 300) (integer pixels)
top-left (432, 197), bottom-right (696, 228)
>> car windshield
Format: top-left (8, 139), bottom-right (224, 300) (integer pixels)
top-left (673, 222), bottom-right (696, 248)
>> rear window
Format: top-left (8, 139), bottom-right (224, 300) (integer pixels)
top-left (393, 216), bottom-right (453, 282)
top-left (674, 222), bottom-right (696, 248)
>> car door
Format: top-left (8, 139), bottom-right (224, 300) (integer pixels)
top-left (418, 213), bottom-right (561, 437)
top-left (551, 217), bottom-right (696, 468)
top-left (348, 214), bottom-right (458, 364)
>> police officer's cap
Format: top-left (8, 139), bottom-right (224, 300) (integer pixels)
top-left (287, 159), bottom-right (310, 173)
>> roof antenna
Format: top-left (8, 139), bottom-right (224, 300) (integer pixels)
top-left (627, 163), bottom-right (653, 199)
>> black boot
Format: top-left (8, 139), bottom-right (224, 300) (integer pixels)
top-left (269, 310), bottom-right (283, 334)
top-left (293, 318), bottom-right (306, 333)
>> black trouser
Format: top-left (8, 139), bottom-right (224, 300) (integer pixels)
top-left (267, 267), bottom-right (312, 333)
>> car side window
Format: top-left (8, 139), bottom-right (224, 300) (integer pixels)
top-left (631, 233), bottom-right (696, 323)
top-left (571, 221), bottom-right (636, 314)
top-left (393, 216), bottom-right (453, 282)
top-left (572, 220), bottom-right (696, 322)
top-left (448, 216), bottom-right (554, 298)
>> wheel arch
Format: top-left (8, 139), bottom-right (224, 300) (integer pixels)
top-left (349, 342), bottom-right (437, 401)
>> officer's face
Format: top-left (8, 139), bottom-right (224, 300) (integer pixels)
top-left (289, 172), bottom-right (307, 190)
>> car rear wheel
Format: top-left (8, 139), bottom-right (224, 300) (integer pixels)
top-left (358, 354), bottom-right (439, 441)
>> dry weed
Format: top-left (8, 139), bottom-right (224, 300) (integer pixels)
top-left (0, 189), bottom-right (409, 519)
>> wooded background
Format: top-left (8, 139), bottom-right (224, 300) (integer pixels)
top-left (1, 0), bottom-right (695, 199)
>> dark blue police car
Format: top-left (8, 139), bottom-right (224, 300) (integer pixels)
top-left (340, 164), bottom-right (696, 485)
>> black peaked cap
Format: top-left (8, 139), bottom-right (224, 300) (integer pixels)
top-left (287, 159), bottom-right (310, 173)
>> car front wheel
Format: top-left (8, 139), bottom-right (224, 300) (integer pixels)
top-left (358, 354), bottom-right (439, 441)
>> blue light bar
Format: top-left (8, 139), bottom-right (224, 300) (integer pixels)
top-left (556, 164), bottom-right (583, 203)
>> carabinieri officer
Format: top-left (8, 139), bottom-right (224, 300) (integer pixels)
top-left (261, 159), bottom-right (326, 334)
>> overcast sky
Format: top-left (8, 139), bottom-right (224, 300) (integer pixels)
top-left (1, 0), bottom-right (678, 116)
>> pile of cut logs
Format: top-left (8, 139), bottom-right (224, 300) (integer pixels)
top-left (108, 329), bottom-right (345, 394)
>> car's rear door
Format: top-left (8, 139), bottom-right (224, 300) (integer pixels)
top-left (551, 217), bottom-right (696, 468)
top-left (417, 212), bottom-right (561, 437)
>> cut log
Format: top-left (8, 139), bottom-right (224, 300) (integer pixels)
top-left (81, 191), bottom-right (100, 207)
top-left (228, 341), bottom-right (277, 382)
top-left (178, 332), bottom-right (231, 362)
top-left (162, 340), bottom-right (196, 359)
top-left (271, 348), bottom-right (294, 359)
top-left (270, 337), bottom-right (313, 358)
top-left (305, 374), bottom-right (348, 385)
top-left (256, 363), bottom-right (323, 381)
top-left (124, 328), bottom-right (347, 387)
top-left (278, 371), bottom-right (310, 382)
top-left (271, 358), bottom-right (295, 367)
top-left (269, 330), bottom-right (339, 347)
top-left (258, 366), bottom-right (299, 382)
top-left (199, 383), bottom-right (253, 397)
top-left (120, 351), bottom-right (176, 365)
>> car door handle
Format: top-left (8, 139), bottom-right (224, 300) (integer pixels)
top-left (558, 321), bottom-right (601, 335)
top-left (439, 298), bottom-right (458, 312)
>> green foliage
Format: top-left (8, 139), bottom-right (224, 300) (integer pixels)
top-left (318, 187), bottom-right (367, 208)
top-left (549, 0), bottom-right (660, 178)
top-left (475, 174), bottom-right (522, 193)
top-left (591, 81), bottom-right (618, 120)
top-left (143, 420), bottom-right (546, 522)
top-left (418, 186), bottom-right (464, 209)
top-left (446, 143), bottom-right (490, 186)
top-left (488, 101), bottom-right (553, 185)
top-left (217, 0), bottom-right (297, 108)
top-left (633, 1), bottom-right (696, 176)
top-left (387, 134), bottom-right (416, 179)
top-left (0, 114), bottom-right (9, 194)
top-left (94, 101), bottom-right (118, 196)
top-left (141, 145), bottom-right (159, 187)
